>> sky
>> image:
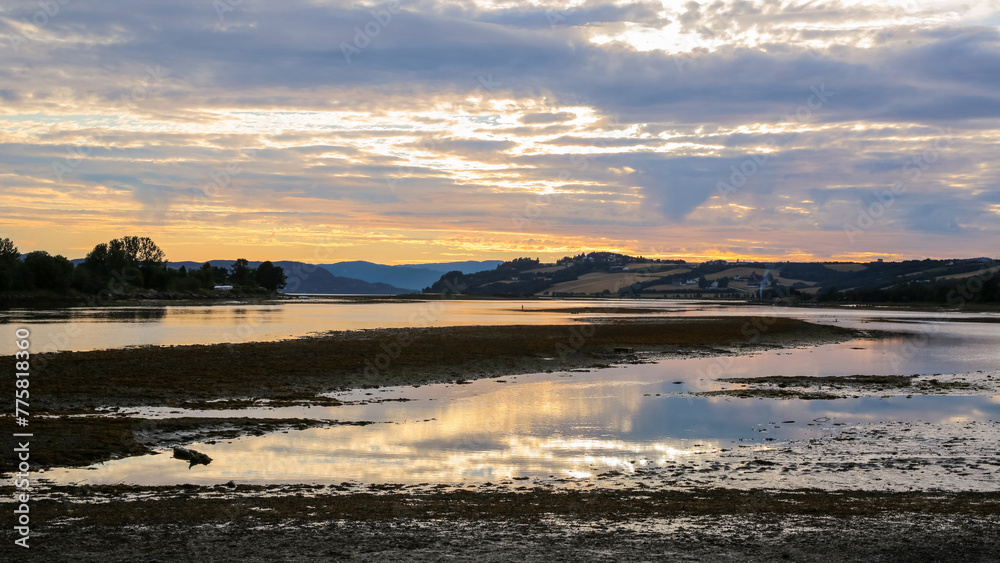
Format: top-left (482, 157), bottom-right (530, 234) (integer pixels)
top-left (1, 0), bottom-right (999, 265)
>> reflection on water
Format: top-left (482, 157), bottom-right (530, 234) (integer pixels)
top-left (10, 300), bottom-right (1000, 489)
top-left (3, 299), bottom-right (1000, 355)
top-left (0, 300), bottom-right (587, 353)
top-left (42, 337), bottom-right (1000, 488)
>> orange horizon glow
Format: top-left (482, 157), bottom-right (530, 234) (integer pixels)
top-left (2, 0), bottom-right (998, 266)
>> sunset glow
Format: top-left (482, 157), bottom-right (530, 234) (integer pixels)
top-left (1, 0), bottom-right (998, 263)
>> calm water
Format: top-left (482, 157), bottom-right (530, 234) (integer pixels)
top-left (2, 298), bottom-right (998, 355)
top-left (0, 299), bottom-right (618, 354)
top-left (30, 303), bottom-right (1000, 490)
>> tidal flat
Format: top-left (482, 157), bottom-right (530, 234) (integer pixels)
top-left (3, 312), bottom-right (999, 561)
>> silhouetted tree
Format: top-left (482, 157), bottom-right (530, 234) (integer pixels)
top-left (0, 237), bottom-right (19, 263)
top-left (21, 251), bottom-right (73, 291)
top-left (229, 258), bottom-right (253, 286)
top-left (0, 237), bottom-right (19, 291)
top-left (255, 261), bottom-right (287, 292)
top-left (80, 236), bottom-right (166, 289)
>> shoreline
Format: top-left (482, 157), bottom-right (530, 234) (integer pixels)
top-left (5, 486), bottom-right (998, 561)
top-left (4, 291), bottom-right (999, 311)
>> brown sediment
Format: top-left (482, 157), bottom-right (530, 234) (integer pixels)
top-left (699, 374), bottom-right (983, 399)
top-left (34, 317), bottom-right (857, 411)
top-left (695, 388), bottom-right (843, 399)
top-left (723, 374), bottom-right (917, 387)
top-left (6, 486), bottom-right (999, 562)
top-left (24, 485), bottom-right (1000, 522)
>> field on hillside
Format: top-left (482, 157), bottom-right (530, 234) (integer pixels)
top-left (540, 266), bottom-right (817, 296)
top-left (539, 268), bottom-right (694, 295)
top-left (823, 263), bottom-right (869, 272)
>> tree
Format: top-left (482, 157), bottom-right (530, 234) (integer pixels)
top-left (718, 276), bottom-right (730, 288)
top-left (229, 258), bottom-right (252, 286)
top-left (0, 237), bottom-right (19, 290)
top-left (22, 251), bottom-right (74, 291)
top-left (255, 261), bottom-right (287, 292)
top-left (82, 236), bottom-right (166, 288)
top-left (0, 237), bottom-right (19, 264)
top-left (818, 286), bottom-right (842, 302)
top-left (697, 276), bottom-right (710, 289)
top-left (116, 236), bottom-right (165, 266)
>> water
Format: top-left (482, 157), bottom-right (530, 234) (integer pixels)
top-left (35, 308), bottom-right (1000, 490)
top-left (0, 299), bottom-right (628, 354)
top-left (3, 298), bottom-right (998, 354)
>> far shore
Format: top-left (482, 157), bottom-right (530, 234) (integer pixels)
top-left (4, 290), bottom-right (1000, 311)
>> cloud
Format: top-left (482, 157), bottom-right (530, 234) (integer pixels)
top-left (0, 0), bottom-right (998, 261)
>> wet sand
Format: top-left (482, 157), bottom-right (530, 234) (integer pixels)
top-left (7, 486), bottom-right (999, 562)
top-left (696, 373), bottom-right (987, 399)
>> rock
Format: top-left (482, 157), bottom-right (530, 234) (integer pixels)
top-left (172, 446), bottom-right (213, 469)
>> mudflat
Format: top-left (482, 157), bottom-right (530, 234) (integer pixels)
top-left (5, 316), bottom-right (998, 561)
top-left (34, 316), bottom-right (854, 411)
top-left (7, 486), bottom-right (999, 562)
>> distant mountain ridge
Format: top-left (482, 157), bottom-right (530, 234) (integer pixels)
top-left (164, 260), bottom-right (414, 294)
top-left (69, 257), bottom-right (502, 294)
top-left (318, 260), bottom-right (503, 290)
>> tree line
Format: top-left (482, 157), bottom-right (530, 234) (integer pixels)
top-left (0, 236), bottom-right (286, 295)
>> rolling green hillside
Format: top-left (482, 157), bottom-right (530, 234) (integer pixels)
top-left (425, 253), bottom-right (999, 304)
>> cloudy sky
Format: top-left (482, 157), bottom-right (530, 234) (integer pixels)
top-left (1, 0), bottom-right (998, 264)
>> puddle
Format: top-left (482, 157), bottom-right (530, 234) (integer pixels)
top-left (41, 348), bottom-right (1000, 489)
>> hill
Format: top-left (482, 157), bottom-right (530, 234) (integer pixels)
top-left (165, 260), bottom-right (414, 295)
top-left (424, 253), bottom-right (1000, 304)
top-left (318, 260), bottom-right (503, 290)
